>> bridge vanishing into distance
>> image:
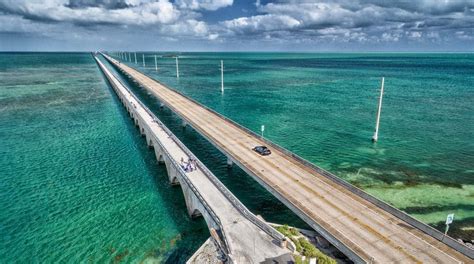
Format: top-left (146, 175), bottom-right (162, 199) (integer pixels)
top-left (94, 55), bottom-right (293, 263)
top-left (102, 52), bottom-right (474, 264)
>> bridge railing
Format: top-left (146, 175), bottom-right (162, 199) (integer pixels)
top-left (95, 55), bottom-right (233, 259)
top-left (103, 54), bottom-right (287, 245)
top-left (105, 53), bottom-right (473, 259)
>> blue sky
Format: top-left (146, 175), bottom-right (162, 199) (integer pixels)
top-left (0, 0), bottom-right (473, 51)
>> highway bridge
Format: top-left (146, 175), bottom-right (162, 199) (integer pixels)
top-left (103, 52), bottom-right (474, 263)
top-left (94, 55), bottom-right (292, 263)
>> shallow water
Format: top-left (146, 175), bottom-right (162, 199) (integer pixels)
top-left (1, 52), bottom-right (473, 262)
top-left (116, 52), bottom-right (474, 239)
top-left (0, 53), bottom-right (208, 263)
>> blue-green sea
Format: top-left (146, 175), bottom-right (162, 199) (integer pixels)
top-left (1, 52), bottom-right (473, 262)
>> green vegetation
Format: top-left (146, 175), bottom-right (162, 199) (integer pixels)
top-left (293, 255), bottom-right (308, 264)
top-left (298, 238), bottom-right (336, 264)
top-left (274, 224), bottom-right (337, 264)
top-left (290, 236), bottom-right (302, 252)
top-left (275, 224), bottom-right (299, 237)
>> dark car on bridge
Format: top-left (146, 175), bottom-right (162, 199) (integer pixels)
top-left (252, 146), bottom-right (271, 156)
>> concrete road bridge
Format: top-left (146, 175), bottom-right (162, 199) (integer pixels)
top-left (102, 52), bottom-right (474, 264)
top-left (94, 55), bottom-right (293, 263)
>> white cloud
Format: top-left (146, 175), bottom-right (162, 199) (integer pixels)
top-left (218, 0), bottom-right (473, 45)
top-left (165, 19), bottom-right (209, 36)
top-left (408, 31), bottom-right (422, 39)
top-left (0, 0), bottom-right (473, 50)
top-left (208, 33), bottom-right (218, 40)
top-left (0, 0), bottom-right (180, 25)
top-left (381, 32), bottom-right (400, 42)
top-left (455, 31), bottom-right (474, 40)
top-left (175, 0), bottom-right (232, 11)
top-left (222, 14), bottom-right (300, 33)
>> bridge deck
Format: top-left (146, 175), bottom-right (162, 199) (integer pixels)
top-left (95, 56), bottom-right (289, 263)
top-left (104, 54), bottom-right (472, 263)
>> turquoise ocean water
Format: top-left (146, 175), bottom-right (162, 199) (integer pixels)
top-left (1, 52), bottom-right (473, 262)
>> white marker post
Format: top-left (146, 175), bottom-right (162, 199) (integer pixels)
top-left (134, 52), bottom-right (137, 64)
top-left (142, 54), bottom-right (145, 67)
top-left (154, 55), bottom-right (158, 71)
top-left (176, 56), bottom-right (179, 79)
top-left (372, 77), bottom-right (385, 142)
top-left (128, 52), bottom-right (131, 62)
top-left (261, 125), bottom-right (265, 138)
top-left (221, 60), bottom-right (224, 94)
top-left (445, 213), bottom-right (454, 237)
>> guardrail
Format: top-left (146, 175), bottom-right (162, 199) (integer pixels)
top-left (103, 53), bottom-right (473, 259)
top-left (94, 55), bottom-right (233, 259)
top-left (103, 54), bottom-right (286, 244)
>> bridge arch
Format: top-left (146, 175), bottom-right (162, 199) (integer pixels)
top-left (153, 144), bottom-right (165, 163)
top-left (179, 180), bottom-right (219, 231)
top-left (163, 155), bottom-right (180, 185)
top-left (191, 208), bottom-right (203, 218)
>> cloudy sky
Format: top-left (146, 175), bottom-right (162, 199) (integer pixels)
top-left (0, 0), bottom-right (473, 51)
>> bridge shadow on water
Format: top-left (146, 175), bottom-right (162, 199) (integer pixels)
top-left (98, 59), bottom-right (208, 263)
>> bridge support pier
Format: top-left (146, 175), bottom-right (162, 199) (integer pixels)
top-left (154, 146), bottom-right (164, 164)
top-left (146, 134), bottom-right (154, 148)
top-left (226, 157), bottom-right (233, 167)
top-left (164, 156), bottom-right (180, 185)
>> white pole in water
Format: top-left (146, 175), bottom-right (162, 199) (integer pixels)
top-left (261, 125), bottom-right (265, 138)
top-left (443, 213), bottom-right (455, 240)
top-left (142, 54), bottom-right (145, 67)
top-left (372, 77), bottom-right (385, 142)
top-left (176, 56), bottom-right (179, 79)
top-left (154, 55), bottom-right (158, 71)
top-left (221, 60), bottom-right (224, 94)
top-left (134, 52), bottom-right (137, 64)
top-left (128, 52), bottom-right (131, 62)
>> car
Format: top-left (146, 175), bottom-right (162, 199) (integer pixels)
top-left (252, 145), bottom-right (271, 156)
